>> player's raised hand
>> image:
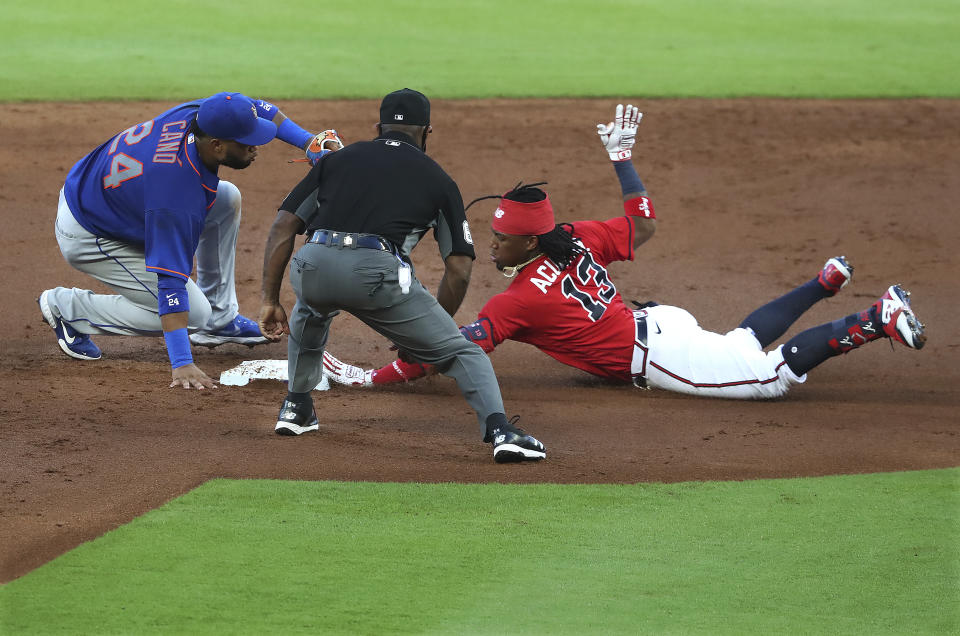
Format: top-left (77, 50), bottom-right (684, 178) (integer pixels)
top-left (322, 351), bottom-right (374, 387)
top-left (597, 104), bottom-right (642, 161)
top-left (170, 363), bottom-right (218, 390)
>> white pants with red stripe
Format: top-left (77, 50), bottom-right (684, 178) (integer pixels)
top-left (630, 305), bottom-right (806, 399)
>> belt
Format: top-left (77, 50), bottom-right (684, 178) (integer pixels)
top-left (307, 229), bottom-right (391, 252)
top-left (635, 314), bottom-right (648, 348)
top-left (632, 313), bottom-right (649, 389)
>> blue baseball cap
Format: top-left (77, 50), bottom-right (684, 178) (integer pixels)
top-left (197, 92), bottom-right (277, 146)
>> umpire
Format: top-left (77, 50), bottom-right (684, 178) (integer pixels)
top-left (259, 88), bottom-right (545, 463)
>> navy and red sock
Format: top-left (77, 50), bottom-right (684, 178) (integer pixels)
top-left (739, 278), bottom-right (830, 348)
top-left (781, 304), bottom-right (883, 376)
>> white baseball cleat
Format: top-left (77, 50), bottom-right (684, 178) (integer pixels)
top-left (818, 256), bottom-right (853, 296)
top-left (877, 285), bottom-right (926, 350)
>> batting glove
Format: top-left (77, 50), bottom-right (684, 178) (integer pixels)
top-left (597, 104), bottom-right (642, 161)
top-left (322, 351), bottom-right (373, 387)
top-left (305, 129), bottom-right (345, 166)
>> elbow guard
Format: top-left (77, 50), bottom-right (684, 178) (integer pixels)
top-left (460, 318), bottom-right (496, 353)
top-left (624, 196), bottom-right (656, 220)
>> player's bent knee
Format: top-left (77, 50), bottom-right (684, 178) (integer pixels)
top-left (186, 297), bottom-right (212, 331)
top-left (215, 181), bottom-right (242, 214)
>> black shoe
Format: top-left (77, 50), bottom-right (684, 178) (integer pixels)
top-left (274, 399), bottom-right (319, 436)
top-left (490, 417), bottom-right (546, 463)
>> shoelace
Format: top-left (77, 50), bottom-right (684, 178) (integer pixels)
top-left (505, 416), bottom-right (543, 449)
top-left (488, 415), bottom-right (531, 444)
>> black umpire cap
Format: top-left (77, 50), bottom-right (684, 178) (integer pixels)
top-left (380, 88), bottom-right (430, 126)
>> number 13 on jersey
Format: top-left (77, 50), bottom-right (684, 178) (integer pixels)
top-left (561, 250), bottom-right (617, 322)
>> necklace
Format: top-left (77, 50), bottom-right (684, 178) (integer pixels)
top-left (501, 253), bottom-right (543, 278)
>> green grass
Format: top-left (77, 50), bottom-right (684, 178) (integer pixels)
top-left (3, 469), bottom-right (958, 634)
top-left (3, 3), bottom-right (957, 633)
top-left (2, 0), bottom-right (958, 101)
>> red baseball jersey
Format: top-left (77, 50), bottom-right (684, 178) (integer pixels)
top-left (478, 217), bottom-right (637, 381)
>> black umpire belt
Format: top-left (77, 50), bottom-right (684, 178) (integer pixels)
top-left (308, 229), bottom-right (391, 251)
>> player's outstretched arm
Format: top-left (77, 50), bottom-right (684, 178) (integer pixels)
top-left (260, 100), bottom-right (344, 166)
top-left (597, 103), bottom-right (657, 250)
top-left (323, 316), bottom-right (499, 388)
top-left (322, 351), bottom-right (434, 387)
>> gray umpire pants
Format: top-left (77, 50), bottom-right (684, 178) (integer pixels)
top-left (46, 183), bottom-right (243, 336)
top-left (287, 241), bottom-right (505, 437)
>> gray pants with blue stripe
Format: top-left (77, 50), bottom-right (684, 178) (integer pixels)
top-left (46, 183), bottom-right (243, 336)
top-left (287, 241), bottom-right (504, 437)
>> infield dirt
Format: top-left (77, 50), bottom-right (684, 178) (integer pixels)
top-left (2, 98), bottom-right (958, 582)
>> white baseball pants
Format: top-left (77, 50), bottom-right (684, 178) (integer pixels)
top-left (630, 305), bottom-right (806, 399)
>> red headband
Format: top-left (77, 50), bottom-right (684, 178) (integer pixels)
top-left (491, 195), bottom-right (556, 236)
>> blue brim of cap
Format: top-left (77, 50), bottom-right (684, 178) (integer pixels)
top-left (234, 117), bottom-right (277, 146)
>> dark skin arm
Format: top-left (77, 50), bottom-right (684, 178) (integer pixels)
top-left (259, 210), bottom-right (305, 340)
top-left (436, 253), bottom-right (473, 316)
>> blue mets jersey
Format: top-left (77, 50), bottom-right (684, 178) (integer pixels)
top-left (63, 98), bottom-right (279, 285)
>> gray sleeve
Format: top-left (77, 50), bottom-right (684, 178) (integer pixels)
top-left (291, 187), bottom-right (320, 230)
top-left (434, 215), bottom-right (455, 260)
top-left (434, 176), bottom-right (475, 259)
top-left (279, 163), bottom-right (322, 234)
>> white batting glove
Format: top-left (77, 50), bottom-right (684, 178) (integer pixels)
top-left (597, 104), bottom-right (642, 161)
top-left (322, 351), bottom-right (373, 387)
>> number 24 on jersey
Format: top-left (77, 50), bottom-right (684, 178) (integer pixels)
top-left (102, 121), bottom-right (154, 189)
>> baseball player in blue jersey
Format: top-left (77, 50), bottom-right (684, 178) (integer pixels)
top-left (38, 92), bottom-right (343, 389)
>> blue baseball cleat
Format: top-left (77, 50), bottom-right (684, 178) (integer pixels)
top-left (37, 290), bottom-right (102, 361)
top-left (189, 314), bottom-right (269, 348)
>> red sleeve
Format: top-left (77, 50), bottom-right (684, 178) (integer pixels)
top-left (568, 217), bottom-right (634, 266)
top-left (371, 313), bottom-right (499, 386)
top-left (371, 358), bottom-right (431, 385)
top-left (459, 317), bottom-right (496, 353)
top-left (477, 291), bottom-right (530, 347)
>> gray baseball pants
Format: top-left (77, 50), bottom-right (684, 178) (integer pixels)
top-left (287, 241), bottom-right (505, 436)
top-left (46, 183), bottom-right (244, 336)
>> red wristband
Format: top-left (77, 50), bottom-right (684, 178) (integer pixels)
top-left (624, 196), bottom-right (655, 219)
